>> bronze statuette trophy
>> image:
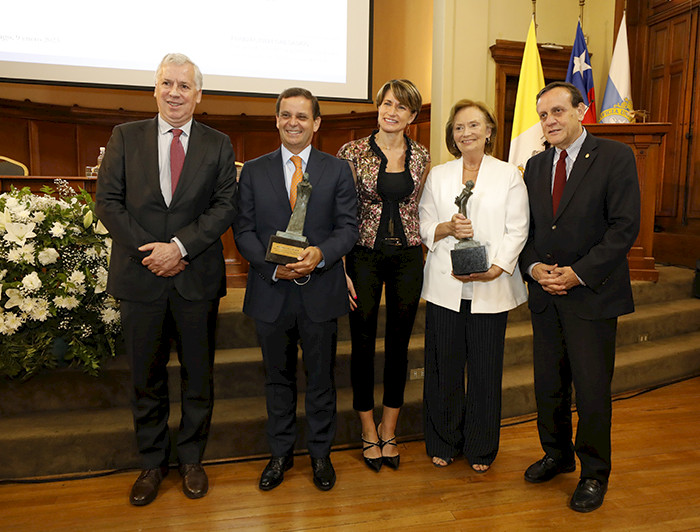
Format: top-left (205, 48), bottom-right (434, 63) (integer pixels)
top-left (450, 180), bottom-right (489, 275)
top-left (266, 172), bottom-right (311, 264)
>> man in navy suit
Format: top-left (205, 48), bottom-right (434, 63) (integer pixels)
top-left (519, 81), bottom-right (640, 512)
top-left (96, 53), bottom-right (237, 506)
top-left (233, 87), bottom-right (358, 492)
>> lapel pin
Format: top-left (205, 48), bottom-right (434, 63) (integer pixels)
top-left (585, 153), bottom-right (590, 158)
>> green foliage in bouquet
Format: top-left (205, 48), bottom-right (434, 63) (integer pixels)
top-left (0, 181), bottom-right (120, 380)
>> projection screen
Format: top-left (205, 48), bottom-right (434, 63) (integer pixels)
top-left (0, 0), bottom-right (372, 101)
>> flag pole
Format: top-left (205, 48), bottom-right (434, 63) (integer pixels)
top-left (579, 0), bottom-right (586, 31)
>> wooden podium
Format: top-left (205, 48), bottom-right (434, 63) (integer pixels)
top-left (587, 123), bottom-right (671, 282)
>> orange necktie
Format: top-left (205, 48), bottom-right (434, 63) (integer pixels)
top-left (290, 155), bottom-right (303, 209)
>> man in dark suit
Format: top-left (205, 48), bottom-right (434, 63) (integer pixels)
top-left (233, 87), bottom-right (358, 492)
top-left (519, 82), bottom-right (640, 512)
top-left (96, 53), bottom-right (237, 506)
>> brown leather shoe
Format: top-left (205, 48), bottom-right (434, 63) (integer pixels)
top-left (179, 463), bottom-right (208, 499)
top-left (129, 467), bottom-right (168, 506)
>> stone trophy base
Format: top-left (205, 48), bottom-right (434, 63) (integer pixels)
top-left (266, 232), bottom-right (309, 265)
top-left (451, 243), bottom-right (489, 275)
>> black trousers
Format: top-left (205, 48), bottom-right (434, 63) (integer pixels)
top-left (120, 287), bottom-right (219, 469)
top-left (345, 244), bottom-right (423, 412)
top-left (423, 300), bottom-right (507, 466)
top-left (255, 285), bottom-right (338, 459)
top-left (531, 298), bottom-right (617, 483)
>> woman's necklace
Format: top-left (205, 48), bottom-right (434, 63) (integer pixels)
top-left (463, 159), bottom-right (481, 185)
top-left (376, 133), bottom-right (405, 153)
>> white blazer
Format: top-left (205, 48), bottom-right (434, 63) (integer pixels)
top-left (419, 155), bottom-right (529, 313)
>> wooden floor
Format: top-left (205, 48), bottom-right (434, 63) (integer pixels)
top-left (2, 377), bottom-right (700, 531)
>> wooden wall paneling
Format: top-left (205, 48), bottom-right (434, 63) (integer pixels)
top-left (0, 116), bottom-right (31, 171)
top-left (352, 126), bottom-right (376, 141)
top-left (647, 11), bottom-right (694, 228)
top-left (688, 10), bottom-right (700, 220)
top-left (412, 121), bottom-right (432, 151)
top-left (625, 0), bottom-right (648, 116)
top-left (669, 13), bottom-right (695, 223)
top-left (28, 121), bottom-right (41, 175)
top-left (317, 129), bottom-right (355, 157)
top-left (239, 130), bottom-right (281, 161)
top-left (649, 20), bottom-right (676, 217)
top-left (649, 0), bottom-right (697, 20)
top-left (34, 121), bottom-right (78, 176)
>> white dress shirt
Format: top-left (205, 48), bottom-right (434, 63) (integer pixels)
top-left (157, 114), bottom-right (193, 257)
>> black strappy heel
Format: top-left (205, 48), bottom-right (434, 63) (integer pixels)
top-left (379, 435), bottom-right (400, 470)
top-left (361, 437), bottom-right (382, 472)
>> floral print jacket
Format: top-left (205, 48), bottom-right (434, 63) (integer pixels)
top-left (337, 131), bottom-right (430, 248)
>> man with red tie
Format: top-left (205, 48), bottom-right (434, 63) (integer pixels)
top-left (96, 53), bottom-right (237, 506)
top-left (519, 81), bottom-right (640, 512)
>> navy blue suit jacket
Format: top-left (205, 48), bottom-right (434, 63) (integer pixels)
top-left (519, 133), bottom-right (641, 320)
top-left (233, 146), bottom-right (358, 323)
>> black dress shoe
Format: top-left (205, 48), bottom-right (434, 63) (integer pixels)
top-left (179, 463), bottom-right (208, 499)
top-left (570, 478), bottom-right (607, 512)
top-left (129, 466), bottom-right (168, 506)
top-left (259, 455), bottom-right (293, 491)
top-left (311, 456), bottom-right (336, 491)
top-left (524, 455), bottom-right (576, 483)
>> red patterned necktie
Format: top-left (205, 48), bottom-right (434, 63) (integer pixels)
top-left (552, 149), bottom-right (567, 214)
top-left (170, 128), bottom-right (185, 193)
top-left (290, 155), bottom-right (303, 209)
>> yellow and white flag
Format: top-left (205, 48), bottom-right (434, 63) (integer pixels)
top-left (508, 17), bottom-right (546, 174)
top-left (599, 12), bottom-right (634, 123)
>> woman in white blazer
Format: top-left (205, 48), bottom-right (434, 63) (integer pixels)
top-left (419, 100), bottom-right (529, 471)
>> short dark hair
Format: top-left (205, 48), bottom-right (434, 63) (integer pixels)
top-left (275, 87), bottom-right (321, 119)
top-left (375, 79), bottom-right (423, 115)
top-left (536, 81), bottom-right (584, 107)
top-left (444, 99), bottom-right (498, 157)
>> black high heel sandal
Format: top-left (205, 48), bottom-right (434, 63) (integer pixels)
top-left (379, 435), bottom-right (400, 470)
top-left (361, 437), bottom-right (382, 472)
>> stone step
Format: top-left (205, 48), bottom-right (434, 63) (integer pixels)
top-left (3, 295), bottom-right (699, 418)
top-left (1, 330), bottom-right (698, 479)
top-left (502, 330), bottom-right (700, 418)
top-left (213, 264), bottom-right (692, 349)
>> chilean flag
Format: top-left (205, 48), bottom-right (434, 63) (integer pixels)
top-left (566, 21), bottom-right (597, 123)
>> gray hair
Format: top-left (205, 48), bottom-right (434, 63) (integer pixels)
top-left (155, 53), bottom-right (203, 91)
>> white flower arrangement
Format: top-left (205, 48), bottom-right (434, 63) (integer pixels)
top-left (0, 181), bottom-right (120, 379)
